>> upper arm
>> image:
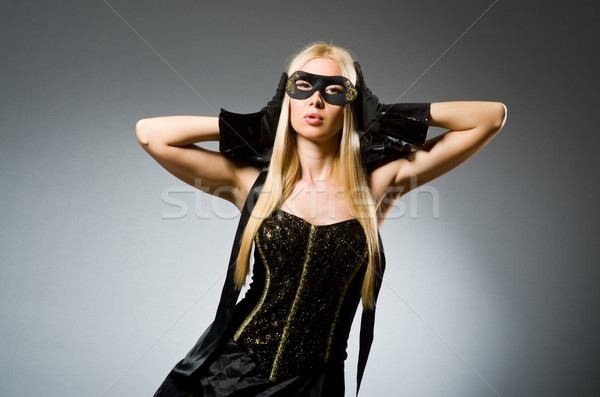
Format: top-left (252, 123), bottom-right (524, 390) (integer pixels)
top-left (394, 101), bottom-right (506, 192)
top-left (136, 118), bottom-right (260, 211)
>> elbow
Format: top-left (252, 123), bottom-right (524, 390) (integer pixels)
top-left (482, 102), bottom-right (507, 135)
top-left (491, 102), bottom-right (507, 132)
top-left (136, 119), bottom-right (151, 146)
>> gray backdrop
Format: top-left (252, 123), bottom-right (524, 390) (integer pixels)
top-left (1, 1), bottom-right (598, 396)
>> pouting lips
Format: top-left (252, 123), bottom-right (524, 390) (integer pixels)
top-left (304, 113), bottom-right (324, 125)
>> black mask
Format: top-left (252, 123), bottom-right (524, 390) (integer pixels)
top-left (286, 71), bottom-right (357, 106)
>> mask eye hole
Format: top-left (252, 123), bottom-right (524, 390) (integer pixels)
top-left (295, 80), bottom-right (312, 91)
top-left (325, 85), bottom-right (344, 95)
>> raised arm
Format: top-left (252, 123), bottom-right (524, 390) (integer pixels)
top-left (393, 101), bottom-right (507, 191)
top-left (135, 116), bottom-right (260, 210)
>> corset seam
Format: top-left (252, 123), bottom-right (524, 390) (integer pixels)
top-left (269, 224), bottom-right (317, 381)
top-left (233, 234), bottom-right (271, 342)
top-left (325, 249), bottom-right (368, 362)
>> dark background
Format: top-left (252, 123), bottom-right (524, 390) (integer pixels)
top-left (1, 1), bottom-right (598, 396)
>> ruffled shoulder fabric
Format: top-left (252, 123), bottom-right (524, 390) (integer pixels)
top-left (218, 107), bottom-right (428, 173)
top-left (360, 131), bottom-right (412, 173)
top-left (218, 108), bottom-right (273, 168)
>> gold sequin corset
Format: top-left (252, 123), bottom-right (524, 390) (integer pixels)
top-left (233, 208), bottom-right (368, 381)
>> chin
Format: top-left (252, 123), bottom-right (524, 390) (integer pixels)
top-left (292, 123), bottom-right (338, 139)
top-left (300, 130), bottom-right (341, 144)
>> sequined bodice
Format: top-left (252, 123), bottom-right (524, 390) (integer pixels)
top-left (233, 208), bottom-right (368, 381)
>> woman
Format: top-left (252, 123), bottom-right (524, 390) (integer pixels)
top-left (136, 42), bottom-right (506, 396)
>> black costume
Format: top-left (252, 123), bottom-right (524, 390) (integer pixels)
top-left (153, 65), bottom-right (430, 396)
top-left (156, 209), bottom-right (369, 396)
top-left (154, 173), bottom-right (371, 396)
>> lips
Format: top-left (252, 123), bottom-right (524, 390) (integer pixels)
top-left (304, 113), bottom-right (324, 125)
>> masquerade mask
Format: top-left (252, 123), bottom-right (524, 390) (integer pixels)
top-left (286, 71), bottom-right (357, 106)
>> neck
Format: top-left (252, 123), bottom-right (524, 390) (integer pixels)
top-left (295, 133), bottom-right (340, 185)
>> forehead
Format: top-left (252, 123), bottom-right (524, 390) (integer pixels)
top-left (300, 57), bottom-right (343, 77)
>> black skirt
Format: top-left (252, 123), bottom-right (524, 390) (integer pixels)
top-left (154, 338), bottom-right (346, 397)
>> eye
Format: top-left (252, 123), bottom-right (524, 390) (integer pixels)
top-left (325, 85), bottom-right (344, 95)
top-left (295, 80), bottom-right (312, 91)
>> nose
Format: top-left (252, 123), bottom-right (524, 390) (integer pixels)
top-left (307, 90), bottom-right (324, 108)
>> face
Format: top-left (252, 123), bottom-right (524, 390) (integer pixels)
top-left (288, 58), bottom-right (347, 143)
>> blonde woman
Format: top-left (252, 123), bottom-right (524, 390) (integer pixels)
top-left (136, 42), bottom-right (507, 396)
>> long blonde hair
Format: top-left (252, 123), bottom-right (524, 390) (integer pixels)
top-left (234, 42), bottom-right (381, 309)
